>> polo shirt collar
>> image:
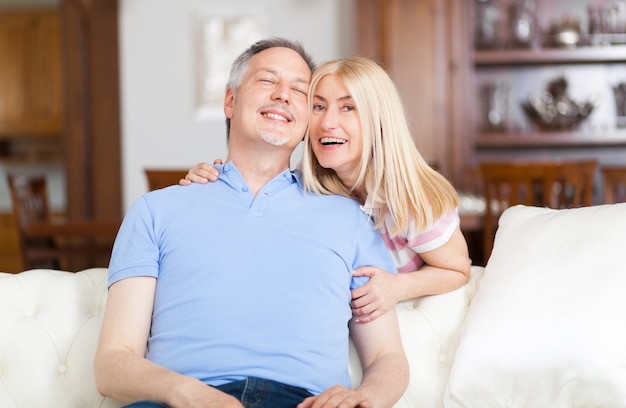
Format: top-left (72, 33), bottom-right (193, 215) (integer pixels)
top-left (215, 161), bottom-right (299, 188)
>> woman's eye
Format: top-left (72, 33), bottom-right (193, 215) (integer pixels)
top-left (342, 105), bottom-right (355, 112)
top-left (312, 104), bottom-right (325, 111)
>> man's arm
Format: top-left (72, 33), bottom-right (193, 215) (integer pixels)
top-left (297, 307), bottom-right (408, 408)
top-left (350, 306), bottom-right (409, 407)
top-left (94, 277), bottom-right (243, 408)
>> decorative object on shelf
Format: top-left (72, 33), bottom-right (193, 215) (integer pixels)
top-left (480, 82), bottom-right (509, 131)
top-left (614, 82), bottom-right (626, 127)
top-left (588, 1), bottom-right (626, 35)
top-left (587, 1), bottom-right (626, 46)
top-left (521, 75), bottom-right (599, 130)
top-left (475, 0), bottom-right (503, 49)
top-left (548, 14), bottom-right (582, 48)
top-left (509, 0), bottom-right (540, 48)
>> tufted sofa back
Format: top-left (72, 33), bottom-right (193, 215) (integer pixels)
top-left (0, 268), bottom-right (120, 408)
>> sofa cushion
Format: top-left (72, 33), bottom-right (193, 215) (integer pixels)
top-left (444, 203), bottom-right (626, 407)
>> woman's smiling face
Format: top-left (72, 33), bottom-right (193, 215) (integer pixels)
top-left (309, 74), bottom-right (363, 189)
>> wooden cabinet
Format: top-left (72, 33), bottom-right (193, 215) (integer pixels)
top-left (0, 0), bottom-right (122, 252)
top-left (356, 0), bottom-right (626, 193)
top-left (466, 1), bottom-right (626, 163)
top-left (473, 45), bottom-right (626, 151)
top-left (0, 9), bottom-right (62, 138)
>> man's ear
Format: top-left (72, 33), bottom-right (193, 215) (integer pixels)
top-left (224, 88), bottom-right (234, 118)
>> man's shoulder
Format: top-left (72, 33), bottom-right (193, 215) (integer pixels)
top-left (143, 182), bottom-right (213, 199)
top-left (132, 183), bottom-right (213, 213)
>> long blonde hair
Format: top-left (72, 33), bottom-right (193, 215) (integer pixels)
top-left (301, 57), bottom-right (458, 236)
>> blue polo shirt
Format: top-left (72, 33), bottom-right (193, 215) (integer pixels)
top-left (108, 162), bottom-right (397, 395)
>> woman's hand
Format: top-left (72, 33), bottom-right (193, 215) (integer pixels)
top-left (179, 160), bottom-right (222, 185)
top-left (350, 266), bottom-right (400, 323)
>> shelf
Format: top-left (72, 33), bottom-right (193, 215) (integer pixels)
top-left (0, 155), bottom-right (62, 165)
top-left (475, 129), bottom-right (626, 148)
top-left (0, 137), bottom-right (62, 164)
top-left (474, 44), bottom-right (626, 66)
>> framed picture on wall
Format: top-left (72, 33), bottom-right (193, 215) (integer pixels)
top-left (193, 12), bottom-right (265, 121)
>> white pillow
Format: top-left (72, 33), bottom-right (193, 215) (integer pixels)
top-left (444, 204), bottom-right (626, 408)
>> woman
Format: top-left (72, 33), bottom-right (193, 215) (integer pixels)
top-left (183, 57), bottom-right (471, 323)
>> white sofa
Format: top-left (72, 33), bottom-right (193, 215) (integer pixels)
top-left (2, 204), bottom-right (626, 408)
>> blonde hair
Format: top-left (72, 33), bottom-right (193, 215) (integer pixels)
top-left (301, 57), bottom-right (458, 236)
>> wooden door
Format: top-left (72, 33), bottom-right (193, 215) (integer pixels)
top-left (60, 0), bottom-right (121, 222)
top-left (356, 0), bottom-right (472, 187)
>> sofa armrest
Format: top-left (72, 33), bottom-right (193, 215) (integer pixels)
top-left (349, 265), bottom-right (485, 407)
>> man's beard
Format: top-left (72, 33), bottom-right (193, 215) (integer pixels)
top-left (259, 130), bottom-right (290, 146)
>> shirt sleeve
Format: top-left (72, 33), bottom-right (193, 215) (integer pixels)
top-left (349, 214), bottom-right (398, 290)
top-left (108, 195), bottom-right (161, 287)
top-left (406, 208), bottom-right (460, 253)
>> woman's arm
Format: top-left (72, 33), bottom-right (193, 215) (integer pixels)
top-left (351, 227), bottom-right (471, 323)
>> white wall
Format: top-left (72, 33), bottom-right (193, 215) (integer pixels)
top-left (120, 0), bottom-right (357, 209)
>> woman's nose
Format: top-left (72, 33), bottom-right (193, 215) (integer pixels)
top-left (320, 109), bottom-right (338, 130)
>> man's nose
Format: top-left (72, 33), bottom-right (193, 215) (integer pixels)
top-left (271, 83), bottom-right (290, 103)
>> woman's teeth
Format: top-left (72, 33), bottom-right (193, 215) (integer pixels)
top-left (320, 137), bottom-right (346, 145)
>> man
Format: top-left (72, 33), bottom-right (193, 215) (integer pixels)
top-left (94, 37), bottom-right (408, 408)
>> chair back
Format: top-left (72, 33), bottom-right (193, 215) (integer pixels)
top-left (7, 174), bottom-right (119, 272)
top-left (601, 166), bottom-right (626, 204)
top-left (7, 174), bottom-right (57, 269)
top-left (145, 169), bottom-right (188, 191)
top-left (480, 160), bottom-right (597, 263)
top-left (7, 174), bottom-right (50, 230)
top-left (558, 160), bottom-right (597, 207)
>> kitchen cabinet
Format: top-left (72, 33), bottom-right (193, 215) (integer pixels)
top-left (0, 8), bottom-right (62, 138)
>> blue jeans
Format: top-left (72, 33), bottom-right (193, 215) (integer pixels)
top-left (124, 377), bottom-right (314, 408)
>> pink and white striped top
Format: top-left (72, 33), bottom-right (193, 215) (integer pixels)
top-left (361, 197), bottom-right (459, 273)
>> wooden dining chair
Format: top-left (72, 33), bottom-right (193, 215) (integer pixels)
top-left (7, 174), bottom-right (119, 272)
top-left (479, 160), bottom-right (597, 263)
top-left (144, 168), bottom-right (188, 191)
top-left (601, 165), bottom-right (626, 204)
